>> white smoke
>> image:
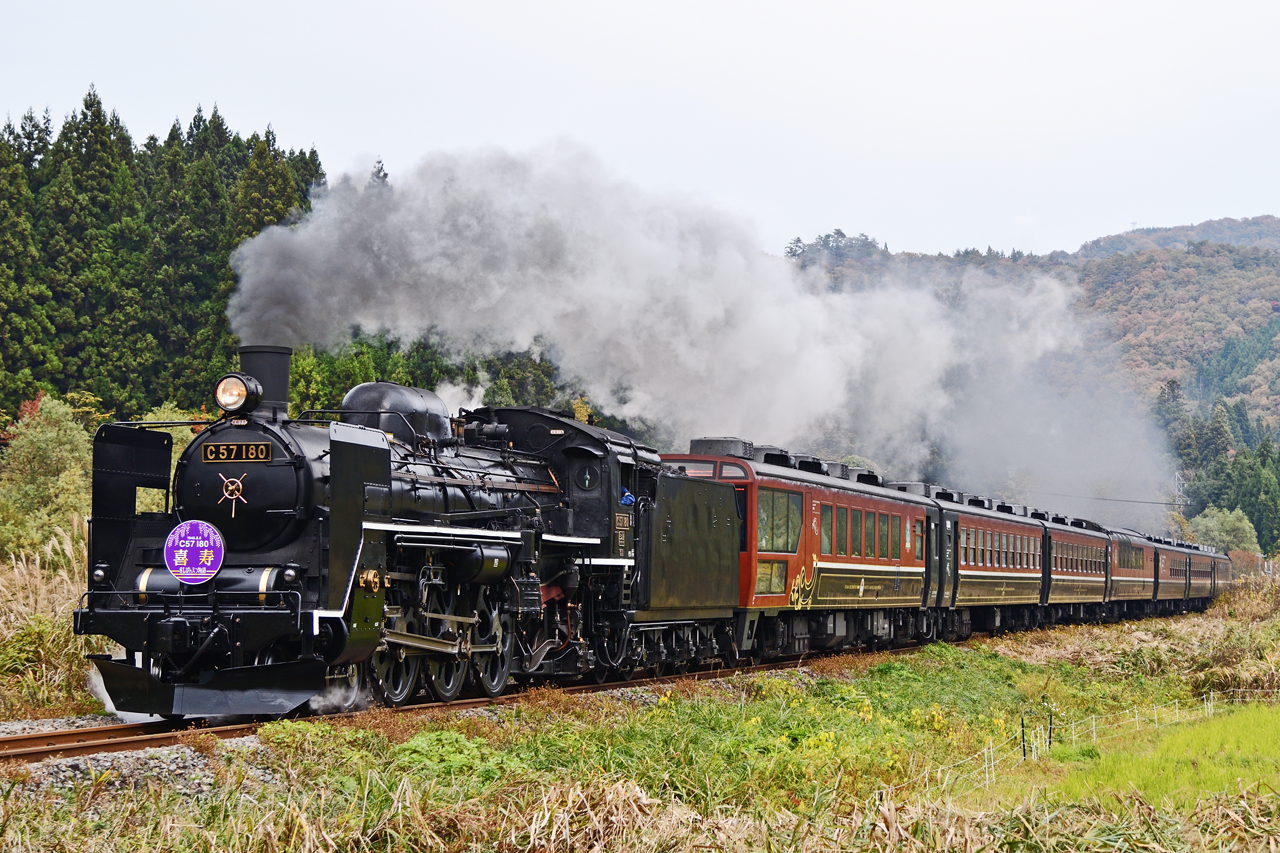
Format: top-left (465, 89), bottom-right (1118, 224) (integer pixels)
top-left (434, 380), bottom-right (486, 415)
top-left (229, 143), bottom-right (1171, 528)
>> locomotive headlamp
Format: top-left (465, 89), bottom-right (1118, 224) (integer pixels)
top-left (91, 567), bottom-right (106, 583)
top-left (214, 373), bottom-right (262, 414)
top-left (282, 568), bottom-right (298, 583)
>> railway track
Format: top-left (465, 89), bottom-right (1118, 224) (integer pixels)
top-left (0, 650), bottom-right (923, 764)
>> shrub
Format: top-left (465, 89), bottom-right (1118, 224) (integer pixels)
top-left (0, 394), bottom-right (91, 556)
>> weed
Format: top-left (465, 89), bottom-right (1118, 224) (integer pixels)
top-left (175, 730), bottom-right (220, 758)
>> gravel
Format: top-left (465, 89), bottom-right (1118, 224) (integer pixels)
top-left (18, 735), bottom-right (274, 797)
top-left (0, 714), bottom-right (124, 737)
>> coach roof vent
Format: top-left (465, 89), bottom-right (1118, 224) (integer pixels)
top-left (967, 496), bottom-right (993, 509)
top-left (756, 446), bottom-right (797, 468)
top-left (889, 482), bottom-right (932, 496)
top-left (795, 456), bottom-right (827, 476)
top-left (688, 437), bottom-right (754, 459)
top-left (828, 462), bottom-right (851, 480)
top-left (850, 468), bottom-right (882, 486)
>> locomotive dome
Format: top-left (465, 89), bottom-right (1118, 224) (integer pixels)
top-left (340, 382), bottom-right (451, 444)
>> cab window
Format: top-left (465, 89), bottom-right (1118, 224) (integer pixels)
top-left (720, 462), bottom-right (748, 479)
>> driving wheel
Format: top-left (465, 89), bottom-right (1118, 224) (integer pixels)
top-left (471, 585), bottom-right (514, 698)
top-left (424, 585), bottom-right (466, 702)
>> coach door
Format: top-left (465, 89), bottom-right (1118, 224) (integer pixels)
top-left (921, 505), bottom-right (940, 608)
top-left (1040, 530), bottom-right (1052, 605)
top-left (936, 510), bottom-right (959, 608)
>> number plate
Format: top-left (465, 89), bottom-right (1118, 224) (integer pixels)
top-left (202, 442), bottom-right (272, 462)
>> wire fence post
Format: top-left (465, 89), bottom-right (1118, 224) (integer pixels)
top-left (1021, 714), bottom-right (1026, 760)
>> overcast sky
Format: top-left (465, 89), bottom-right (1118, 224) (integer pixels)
top-left (5, 1), bottom-right (1278, 256)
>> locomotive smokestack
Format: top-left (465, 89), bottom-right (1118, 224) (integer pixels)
top-left (238, 345), bottom-right (292, 414)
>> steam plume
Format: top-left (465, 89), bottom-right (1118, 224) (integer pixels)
top-left (229, 144), bottom-right (1171, 528)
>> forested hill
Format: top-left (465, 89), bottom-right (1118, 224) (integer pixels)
top-left (1075, 215), bottom-right (1280, 259)
top-left (0, 88), bottom-right (322, 419)
top-left (1075, 242), bottom-right (1280, 418)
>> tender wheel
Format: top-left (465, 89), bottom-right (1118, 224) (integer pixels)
top-left (371, 615), bottom-right (421, 707)
top-left (471, 586), bottom-right (514, 698)
top-left (424, 585), bottom-right (466, 702)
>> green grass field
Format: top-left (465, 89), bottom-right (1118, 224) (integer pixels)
top-left (1052, 702), bottom-right (1280, 808)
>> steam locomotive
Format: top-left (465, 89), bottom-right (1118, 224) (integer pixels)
top-left (74, 346), bottom-right (1227, 717)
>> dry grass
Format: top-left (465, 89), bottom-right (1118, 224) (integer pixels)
top-left (1, 772), bottom-right (1277, 851)
top-left (175, 730), bottom-right (221, 758)
top-left (985, 577), bottom-right (1280, 697)
top-left (806, 650), bottom-right (900, 678)
top-left (0, 516), bottom-right (110, 719)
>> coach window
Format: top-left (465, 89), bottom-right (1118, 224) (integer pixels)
top-left (891, 515), bottom-right (902, 560)
top-left (720, 462), bottom-right (748, 479)
top-left (821, 505), bottom-right (833, 555)
top-left (959, 529), bottom-right (967, 566)
top-left (757, 488), bottom-right (803, 554)
top-left (1018, 535), bottom-right (1025, 568)
top-left (866, 513), bottom-right (877, 558)
top-left (681, 461), bottom-right (716, 478)
top-left (851, 510), bottom-right (863, 557)
top-left (879, 513), bottom-right (890, 559)
top-left (836, 508), bottom-right (848, 556)
top-left (914, 520), bottom-right (925, 560)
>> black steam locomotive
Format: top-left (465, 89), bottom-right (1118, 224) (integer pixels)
top-left (75, 346), bottom-right (1227, 717)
